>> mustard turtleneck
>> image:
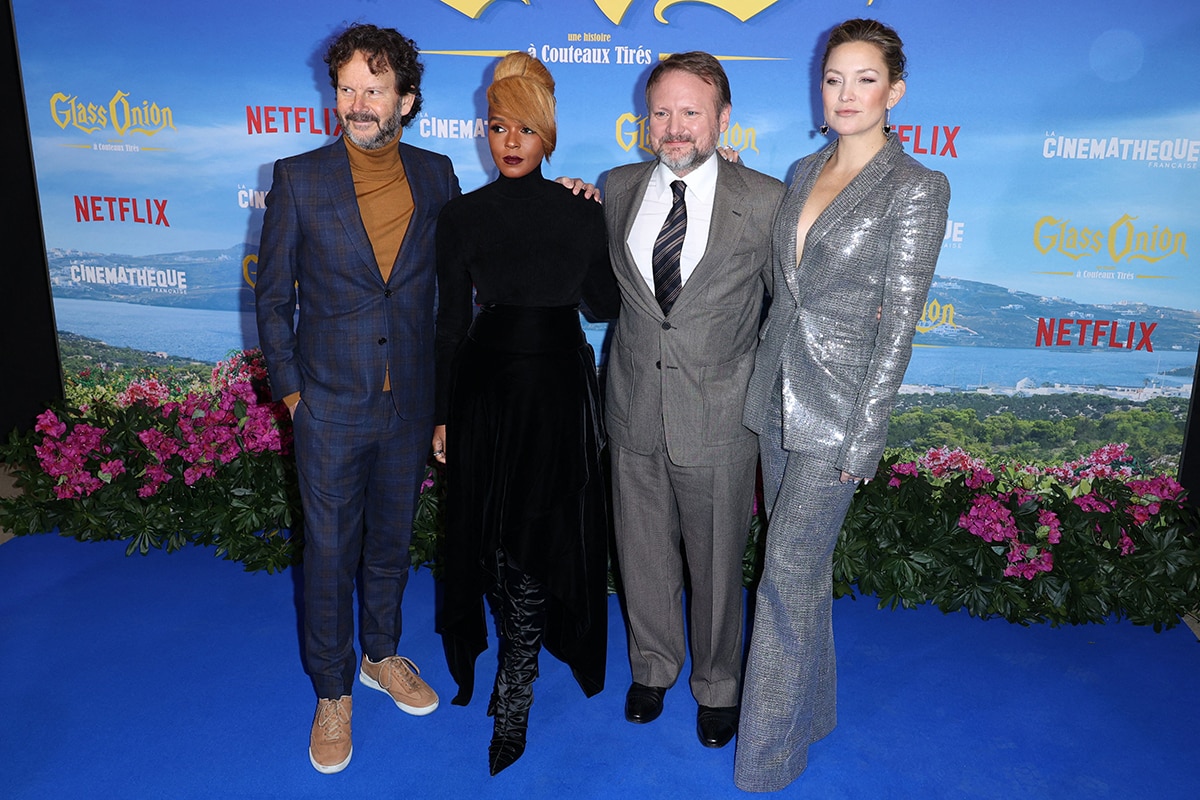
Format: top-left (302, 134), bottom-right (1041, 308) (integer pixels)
top-left (344, 135), bottom-right (414, 284)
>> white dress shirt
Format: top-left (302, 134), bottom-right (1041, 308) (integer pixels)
top-left (627, 154), bottom-right (719, 293)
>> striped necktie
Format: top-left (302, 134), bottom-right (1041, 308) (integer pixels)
top-left (651, 180), bottom-right (687, 315)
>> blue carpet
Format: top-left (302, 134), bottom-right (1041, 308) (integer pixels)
top-left (2, 534), bottom-right (1196, 799)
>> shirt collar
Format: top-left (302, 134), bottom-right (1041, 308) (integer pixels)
top-left (652, 151), bottom-right (719, 201)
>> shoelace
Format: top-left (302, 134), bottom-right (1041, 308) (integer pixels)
top-left (316, 700), bottom-right (349, 741)
top-left (382, 656), bottom-right (421, 690)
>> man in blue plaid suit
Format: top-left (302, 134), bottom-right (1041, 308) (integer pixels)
top-left (255, 24), bottom-right (460, 774)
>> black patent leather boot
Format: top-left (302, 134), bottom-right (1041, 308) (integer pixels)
top-left (488, 557), bottom-right (546, 776)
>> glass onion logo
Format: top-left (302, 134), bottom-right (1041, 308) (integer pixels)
top-left (50, 91), bottom-right (175, 137)
top-left (1033, 214), bottom-right (1188, 265)
top-left (916, 298), bottom-right (956, 333)
top-left (615, 113), bottom-right (759, 156)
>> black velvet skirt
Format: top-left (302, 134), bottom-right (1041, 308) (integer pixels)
top-left (439, 304), bottom-right (608, 704)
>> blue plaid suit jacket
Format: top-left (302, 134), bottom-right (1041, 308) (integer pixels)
top-left (255, 139), bottom-right (460, 424)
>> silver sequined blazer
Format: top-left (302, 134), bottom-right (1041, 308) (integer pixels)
top-left (743, 133), bottom-right (950, 478)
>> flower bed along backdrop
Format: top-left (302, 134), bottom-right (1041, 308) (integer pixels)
top-left (827, 446), bottom-right (1200, 630)
top-left (3, 350), bottom-right (1199, 629)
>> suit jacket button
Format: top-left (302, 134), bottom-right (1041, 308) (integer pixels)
top-left (661, 321), bottom-right (671, 330)
top-left (384, 289), bottom-right (393, 298)
top-left (378, 337), bottom-right (387, 345)
top-left (655, 360), bottom-right (661, 369)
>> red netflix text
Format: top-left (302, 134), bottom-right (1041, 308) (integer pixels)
top-left (1034, 318), bottom-right (1156, 351)
top-left (74, 196), bottom-right (169, 226)
top-left (246, 106), bottom-right (341, 136)
top-left (892, 125), bottom-right (959, 158)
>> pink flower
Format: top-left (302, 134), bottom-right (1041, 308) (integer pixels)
top-left (1002, 542), bottom-right (1054, 579)
top-left (139, 428), bottom-right (180, 462)
top-left (116, 377), bottom-right (171, 408)
top-left (1128, 476), bottom-right (1184, 503)
top-left (920, 447), bottom-right (986, 478)
top-left (183, 463), bottom-right (216, 486)
top-left (138, 463), bottom-right (173, 497)
top-left (1073, 493), bottom-right (1114, 514)
top-left (1118, 531), bottom-right (1136, 556)
top-left (35, 410), bottom-right (67, 438)
top-left (965, 467), bottom-right (996, 489)
top-left (959, 494), bottom-right (1018, 543)
top-left (1037, 509), bottom-right (1062, 544)
top-left (1127, 504), bottom-right (1152, 526)
top-left (98, 459), bottom-right (126, 481)
top-left (888, 461), bottom-right (919, 489)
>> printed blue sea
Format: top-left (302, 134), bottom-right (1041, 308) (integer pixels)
top-left (54, 298), bottom-right (1197, 391)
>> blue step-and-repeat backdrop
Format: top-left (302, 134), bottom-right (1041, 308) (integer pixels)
top-left (12, 0), bottom-right (1200, 403)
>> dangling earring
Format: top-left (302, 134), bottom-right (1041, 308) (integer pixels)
top-left (819, 122), bottom-right (829, 136)
top-left (883, 107), bottom-right (891, 135)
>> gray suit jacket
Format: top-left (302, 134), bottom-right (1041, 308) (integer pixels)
top-left (605, 157), bottom-right (784, 467)
top-left (743, 134), bottom-right (950, 478)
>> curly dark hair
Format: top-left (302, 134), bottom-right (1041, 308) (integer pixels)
top-left (325, 24), bottom-right (424, 127)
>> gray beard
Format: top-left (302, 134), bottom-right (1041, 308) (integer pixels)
top-left (657, 140), bottom-right (716, 176)
top-left (340, 108), bottom-right (403, 150)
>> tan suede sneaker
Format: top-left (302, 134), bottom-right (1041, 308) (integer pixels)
top-left (309, 696), bottom-right (352, 774)
top-left (359, 655), bottom-right (439, 716)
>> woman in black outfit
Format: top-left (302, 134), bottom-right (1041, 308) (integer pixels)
top-left (431, 52), bottom-right (619, 776)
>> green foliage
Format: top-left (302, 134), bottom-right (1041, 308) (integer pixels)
top-left (813, 447), bottom-right (1200, 629)
top-left (57, 331), bottom-right (211, 409)
top-left (888, 393), bottom-right (1186, 471)
top-left (410, 465), bottom-right (446, 578)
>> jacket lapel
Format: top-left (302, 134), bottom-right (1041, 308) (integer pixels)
top-left (780, 143), bottom-right (833, 304)
top-left (614, 163), bottom-right (662, 317)
top-left (788, 135), bottom-right (903, 302)
top-left (392, 142), bottom-right (425, 281)
top-left (322, 139), bottom-right (380, 280)
top-left (673, 158), bottom-right (750, 308)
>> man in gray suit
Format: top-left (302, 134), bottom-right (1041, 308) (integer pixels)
top-left (603, 52), bottom-right (784, 749)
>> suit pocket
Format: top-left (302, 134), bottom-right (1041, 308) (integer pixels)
top-left (801, 307), bottom-right (875, 368)
top-left (605, 338), bottom-right (635, 426)
top-left (701, 350), bottom-right (754, 446)
top-left (703, 252), bottom-right (756, 309)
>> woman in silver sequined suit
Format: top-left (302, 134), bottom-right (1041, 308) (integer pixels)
top-left (734, 19), bottom-right (950, 792)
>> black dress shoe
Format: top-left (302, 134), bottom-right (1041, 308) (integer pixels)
top-left (696, 705), bottom-right (738, 748)
top-left (624, 683), bottom-right (666, 724)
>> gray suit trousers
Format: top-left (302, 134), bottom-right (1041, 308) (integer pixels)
top-left (611, 441), bottom-right (756, 708)
top-left (734, 413), bottom-right (859, 792)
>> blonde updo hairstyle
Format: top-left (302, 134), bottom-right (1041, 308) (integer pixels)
top-left (487, 51), bottom-right (557, 160)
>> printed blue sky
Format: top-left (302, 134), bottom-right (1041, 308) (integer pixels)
top-left (13, 0), bottom-right (1200, 309)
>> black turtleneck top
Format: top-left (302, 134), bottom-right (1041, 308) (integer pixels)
top-left (434, 166), bottom-right (619, 422)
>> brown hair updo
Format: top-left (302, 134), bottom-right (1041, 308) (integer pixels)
top-left (487, 52), bottom-right (557, 160)
top-left (823, 18), bottom-right (907, 84)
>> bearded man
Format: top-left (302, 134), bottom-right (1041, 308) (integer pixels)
top-left (602, 51), bottom-right (784, 750)
top-left (255, 23), bottom-right (460, 774)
